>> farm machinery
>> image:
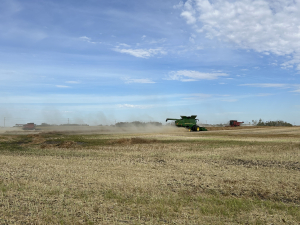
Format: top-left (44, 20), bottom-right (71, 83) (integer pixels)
top-left (166, 115), bottom-right (207, 132)
top-left (229, 120), bottom-right (244, 127)
top-left (22, 123), bottom-right (36, 130)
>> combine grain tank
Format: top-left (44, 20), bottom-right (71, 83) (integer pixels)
top-left (166, 115), bottom-right (207, 131)
top-left (22, 123), bottom-right (36, 130)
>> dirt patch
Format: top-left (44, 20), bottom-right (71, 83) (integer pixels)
top-left (40, 140), bottom-right (81, 149)
top-left (18, 134), bottom-right (82, 149)
top-left (108, 138), bottom-right (158, 145)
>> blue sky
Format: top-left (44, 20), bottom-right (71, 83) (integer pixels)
top-left (1, 0), bottom-right (300, 126)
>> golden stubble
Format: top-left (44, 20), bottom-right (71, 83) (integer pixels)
top-left (0, 127), bottom-right (300, 224)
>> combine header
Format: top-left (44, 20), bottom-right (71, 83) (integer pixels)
top-left (166, 115), bottom-right (207, 132)
top-left (229, 120), bottom-right (244, 127)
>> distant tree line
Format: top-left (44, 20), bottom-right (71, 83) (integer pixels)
top-left (252, 119), bottom-right (293, 126)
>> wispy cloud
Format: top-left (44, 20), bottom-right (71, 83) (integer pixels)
top-left (221, 99), bottom-right (238, 102)
top-left (117, 104), bottom-right (153, 109)
top-left (117, 43), bottom-right (131, 48)
top-left (256, 93), bottom-right (274, 97)
top-left (66, 81), bottom-right (80, 84)
top-left (173, 1), bottom-right (184, 9)
top-left (123, 77), bottom-right (155, 84)
top-left (240, 83), bottom-right (288, 88)
top-left (56, 85), bottom-right (70, 88)
top-left (167, 70), bottom-right (228, 82)
top-left (113, 47), bottom-right (166, 58)
top-left (182, 93), bottom-right (212, 100)
top-left (240, 83), bottom-right (300, 93)
top-left (79, 36), bottom-right (100, 44)
top-left (292, 89), bottom-right (300, 93)
top-left (147, 38), bottom-right (167, 44)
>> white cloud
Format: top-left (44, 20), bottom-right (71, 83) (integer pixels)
top-left (167, 70), bottom-right (228, 81)
top-left (123, 77), bottom-right (155, 84)
top-left (180, 1), bottom-right (197, 24)
top-left (79, 36), bottom-right (99, 44)
top-left (189, 34), bottom-right (196, 43)
top-left (117, 104), bottom-right (153, 109)
top-left (118, 43), bottom-right (131, 48)
top-left (113, 47), bottom-right (166, 58)
top-left (180, 0), bottom-right (300, 69)
top-left (56, 85), bottom-right (70, 88)
top-left (173, 1), bottom-right (184, 9)
top-left (181, 11), bottom-right (196, 24)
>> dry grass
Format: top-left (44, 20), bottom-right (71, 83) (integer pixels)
top-left (0, 127), bottom-right (300, 224)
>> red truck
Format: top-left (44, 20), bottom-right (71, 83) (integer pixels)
top-left (229, 120), bottom-right (244, 127)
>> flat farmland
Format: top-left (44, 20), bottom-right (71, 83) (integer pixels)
top-left (0, 126), bottom-right (300, 224)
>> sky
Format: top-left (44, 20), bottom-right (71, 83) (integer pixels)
top-left (0, 0), bottom-right (300, 126)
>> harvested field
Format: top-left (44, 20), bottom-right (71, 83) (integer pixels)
top-left (0, 126), bottom-right (299, 224)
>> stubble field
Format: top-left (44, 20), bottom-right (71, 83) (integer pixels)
top-left (0, 126), bottom-right (300, 224)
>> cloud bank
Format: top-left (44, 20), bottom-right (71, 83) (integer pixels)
top-left (180, 0), bottom-right (300, 69)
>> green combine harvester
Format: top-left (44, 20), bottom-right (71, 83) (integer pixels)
top-left (166, 115), bottom-right (207, 132)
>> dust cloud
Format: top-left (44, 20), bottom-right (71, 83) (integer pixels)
top-left (1, 124), bottom-right (180, 135)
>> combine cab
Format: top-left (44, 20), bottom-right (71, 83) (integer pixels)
top-left (22, 123), bottom-right (36, 130)
top-left (229, 120), bottom-right (244, 127)
top-left (166, 115), bottom-right (207, 132)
